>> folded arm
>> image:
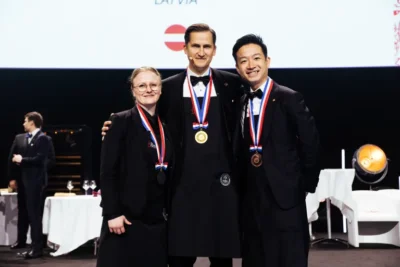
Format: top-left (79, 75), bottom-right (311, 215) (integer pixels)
top-left (20, 135), bottom-right (50, 167)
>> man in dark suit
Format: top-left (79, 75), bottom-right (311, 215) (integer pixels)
top-left (102, 24), bottom-right (243, 267)
top-left (7, 111), bottom-right (52, 259)
top-left (232, 34), bottom-right (321, 267)
top-left (159, 24), bottom-right (243, 267)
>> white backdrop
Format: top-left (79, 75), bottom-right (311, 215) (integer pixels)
top-left (0, 0), bottom-right (398, 69)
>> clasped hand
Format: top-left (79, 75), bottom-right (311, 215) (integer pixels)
top-left (12, 154), bottom-right (22, 164)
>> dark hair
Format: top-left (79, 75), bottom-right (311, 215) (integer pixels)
top-left (232, 34), bottom-right (268, 62)
top-left (25, 111), bottom-right (43, 128)
top-left (184, 23), bottom-right (216, 45)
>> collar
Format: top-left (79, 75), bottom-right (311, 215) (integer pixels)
top-left (251, 76), bottom-right (269, 92)
top-left (187, 67), bottom-right (211, 77)
top-left (30, 128), bottom-right (40, 138)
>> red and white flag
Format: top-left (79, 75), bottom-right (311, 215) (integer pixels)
top-left (164, 24), bottom-right (186, 51)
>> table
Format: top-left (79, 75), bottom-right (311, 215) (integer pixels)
top-left (0, 193), bottom-right (18, 246)
top-left (42, 195), bottom-right (102, 256)
top-left (306, 168), bottom-right (355, 246)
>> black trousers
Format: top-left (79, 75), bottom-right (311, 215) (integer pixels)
top-left (242, 180), bottom-right (309, 267)
top-left (40, 186), bottom-right (48, 247)
top-left (17, 181), bottom-right (43, 251)
top-left (168, 256), bottom-right (232, 267)
top-left (97, 218), bottom-right (167, 267)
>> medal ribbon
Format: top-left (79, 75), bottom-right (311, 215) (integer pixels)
top-left (248, 77), bottom-right (274, 152)
top-left (137, 105), bottom-right (168, 170)
top-left (186, 69), bottom-right (213, 130)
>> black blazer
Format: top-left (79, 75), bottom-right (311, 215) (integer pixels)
top-left (44, 135), bottom-right (56, 187)
top-left (158, 69), bottom-right (243, 190)
top-left (7, 131), bottom-right (51, 187)
top-left (100, 107), bottom-right (173, 218)
top-left (236, 81), bottom-right (321, 209)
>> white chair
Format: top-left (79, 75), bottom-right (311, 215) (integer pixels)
top-left (343, 190), bottom-right (400, 247)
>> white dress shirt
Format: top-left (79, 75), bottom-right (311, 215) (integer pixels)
top-left (183, 67), bottom-right (217, 98)
top-left (241, 77), bottom-right (272, 135)
top-left (28, 128), bottom-right (40, 144)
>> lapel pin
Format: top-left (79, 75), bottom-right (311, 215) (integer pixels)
top-left (224, 82), bottom-right (228, 86)
top-left (272, 98), bottom-right (276, 102)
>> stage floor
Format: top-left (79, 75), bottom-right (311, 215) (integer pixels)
top-left (1, 234), bottom-right (399, 267)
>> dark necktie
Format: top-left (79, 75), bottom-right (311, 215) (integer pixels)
top-left (248, 89), bottom-right (263, 100)
top-left (190, 75), bottom-right (210, 87)
top-left (26, 133), bottom-right (32, 138)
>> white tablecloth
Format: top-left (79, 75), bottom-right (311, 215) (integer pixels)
top-left (42, 195), bottom-right (103, 256)
top-left (306, 169), bottom-right (355, 222)
top-left (0, 193), bottom-right (18, 246)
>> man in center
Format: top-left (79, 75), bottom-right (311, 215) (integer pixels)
top-left (161, 23), bottom-right (242, 267)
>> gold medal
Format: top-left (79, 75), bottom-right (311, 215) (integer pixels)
top-left (195, 130), bottom-right (208, 144)
top-left (251, 153), bottom-right (263, 167)
top-left (187, 70), bottom-right (212, 146)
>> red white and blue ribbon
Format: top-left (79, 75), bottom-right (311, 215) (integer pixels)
top-left (137, 105), bottom-right (168, 171)
top-left (248, 77), bottom-right (273, 152)
top-left (186, 69), bottom-right (213, 130)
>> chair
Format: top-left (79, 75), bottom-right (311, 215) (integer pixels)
top-left (343, 190), bottom-right (400, 247)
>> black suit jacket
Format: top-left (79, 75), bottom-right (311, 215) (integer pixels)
top-left (158, 69), bottom-right (243, 191)
top-left (7, 131), bottom-right (51, 187)
top-left (236, 81), bottom-right (321, 209)
top-left (44, 135), bottom-right (55, 187)
top-left (45, 135), bottom-right (56, 170)
top-left (100, 107), bottom-right (173, 218)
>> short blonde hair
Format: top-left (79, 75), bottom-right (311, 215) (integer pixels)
top-left (128, 66), bottom-right (162, 88)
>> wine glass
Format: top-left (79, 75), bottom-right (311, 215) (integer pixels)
top-left (67, 180), bottom-right (74, 195)
top-left (90, 180), bottom-right (97, 192)
top-left (82, 180), bottom-right (90, 195)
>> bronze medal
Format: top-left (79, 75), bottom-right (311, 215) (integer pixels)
top-left (251, 153), bottom-right (263, 167)
top-left (247, 78), bottom-right (273, 167)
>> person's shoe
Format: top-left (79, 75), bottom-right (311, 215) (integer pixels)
top-left (10, 242), bottom-right (26, 249)
top-left (17, 249), bottom-right (43, 259)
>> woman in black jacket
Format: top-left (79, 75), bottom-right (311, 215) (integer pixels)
top-left (97, 67), bottom-right (172, 267)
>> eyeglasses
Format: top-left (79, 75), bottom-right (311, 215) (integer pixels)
top-left (133, 83), bottom-right (161, 92)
